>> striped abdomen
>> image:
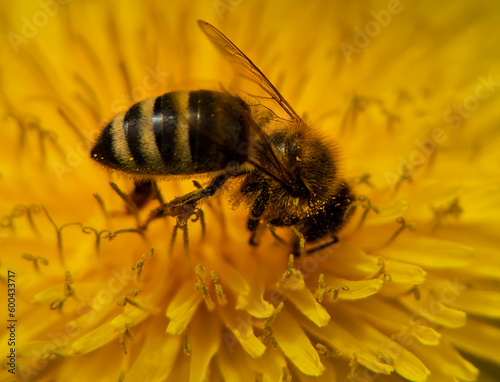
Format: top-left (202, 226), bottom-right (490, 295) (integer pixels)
top-left (91, 90), bottom-right (251, 175)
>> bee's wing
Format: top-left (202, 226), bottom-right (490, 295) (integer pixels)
top-left (198, 20), bottom-right (301, 122)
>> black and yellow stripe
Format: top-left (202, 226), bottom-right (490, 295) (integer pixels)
top-left (91, 90), bottom-right (251, 176)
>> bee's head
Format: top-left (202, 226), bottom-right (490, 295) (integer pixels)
top-left (268, 123), bottom-right (342, 203)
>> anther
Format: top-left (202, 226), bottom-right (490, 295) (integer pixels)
top-left (382, 217), bottom-right (416, 247)
top-left (50, 271), bottom-right (74, 311)
top-left (355, 195), bottom-right (379, 230)
top-left (118, 323), bottom-right (135, 355)
top-left (109, 182), bottom-right (141, 228)
top-left (116, 289), bottom-right (154, 312)
top-left (93, 193), bottom-right (111, 224)
top-left (195, 265), bottom-right (215, 310)
top-left (211, 271), bottom-right (227, 305)
top-left (183, 328), bottom-right (192, 356)
top-left (259, 302), bottom-right (284, 348)
top-left (430, 197), bottom-right (462, 233)
top-left (131, 248), bottom-right (154, 282)
top-left (22, 253), bottom-right (49, 273)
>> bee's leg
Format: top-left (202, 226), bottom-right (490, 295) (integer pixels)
top-left (129, 181), bottom-right (153, 210)
top-left (151, 180), bottom-right (165, 205)
top-left (190, 208), bottom-right (206, 240)
top-left (168, 218), bottom-right (180, 257)
top-left (169, 216), bottom-right (190, 257)
top-left (245, 183), bottom-right (270, 246)
top-left (200, 173), bottom-right (230, 198)
top-left (306, 236), bottom-right (339, 255)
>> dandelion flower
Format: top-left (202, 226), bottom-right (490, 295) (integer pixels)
top-left (1, 1), bottom-right (500, 381)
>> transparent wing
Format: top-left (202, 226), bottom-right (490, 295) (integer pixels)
top-left (198, 20), bottom-right (301, 122)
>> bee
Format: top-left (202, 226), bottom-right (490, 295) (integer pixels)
top-left (91, 20), bottom-right (355, 255)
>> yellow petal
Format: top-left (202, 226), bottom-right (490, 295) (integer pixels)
top-left (71, 321), bottom-right (117, 355)
top-left (217, 342), bottom-right (254, 382)
top-left (219, 305), bottom-right (266, 358)
top-left (399, 291), bottom-right (467, 328)
top-left (365, 199), bottom-right (410, 225)
top-left (125, 324), bottom-right (182, 381)
top-left (377, 236), bottom-right (474, 269)
top-left (321, 275), bottom-right (383, 301)
top-left (319, 243), bottom-right (380, 279)
top-left (189, 310), bottom-right (221, 382)
top-left (280, 287), bottom-right (330, 327)
top-left (298, 314), bottom-right (393, 375)
top-left (247, 347), bottom-right (287, 382)
top-left (384, 259), bottom-right (427, 285)
top-left (236, 281), bottom-right (276, 319)
top-left (273, 309), bottom-right (325, 376)
top-left (31, 285), bottom-right (64, 305)
top-left (445, 318), bottom-right (500, 365)
top-left (449, 289), bottom-right (500, 318)
top-left (410, 325), bottom-right (442, 346)
top-left (413, 341), bottom-right (478, 381)
top-left (166, 282), bottom-right (203, 335)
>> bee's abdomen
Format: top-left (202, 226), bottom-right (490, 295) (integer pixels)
top-left (91, 90), bottom-right (250, 175)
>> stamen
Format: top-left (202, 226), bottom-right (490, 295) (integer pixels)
top-left (430, 197), bottom-right (463, 233)
top-left (93, 193), bottom-right (111, 225)
top-left (118, 323), bottom-right (135, 355)
top-left (353, 172), bottom-right (374, 188)
top-left (315, 273), bottom-right (349, 303)
top-left (43, 205), bottom-right (82, 267)
top-left (355, 195), bottom-right (379, 230)
top-left (392, 164), bottom-right (422, 193)
top-left (258, 302), bottom-right (284, 348)
top-left (1, 204), bottom-right (42, 234)
top-left (195, 265), bottom-right (215, 310)
top-left (290, 226), bottom-right (305, 256)
top-left (73, 74), bottom-right (102, 123)
top-left (56, 106), bottom-right (87, 142)
top-left (22, 253), bottom-right (49, 273)
top-left (382, 217), bottom-right (416, 247)
top-left (132, 248), bottom-right (154, 282)
top-left (183, 328), bottom-right (192, 356)
top-left (266, 223), bottom-right (287, 244)
top-left (109, 182), bottom-right (140, 228)
top-left (50, 271), bottom-right (74, 311)
top-left (81, 226), bottom-right (113, 256)
top-left (282, 367), bottom-right (292, 382)
top-left (103, 228), bottom-right (146, 241)
top-left (116, 289), bottom-right (153, 312)
top-left (280, 255), bottom-right (302, 284)
top-left (40, 345), bottom-right (66, 361)
top-left (211, 271), bottom-right (227, 305)
top-left (316, 343), bottom-right (335, 357)
top-left (410, 285), bottom-right (421, 300)
top-left (369, 258), bottom-right (392, 282)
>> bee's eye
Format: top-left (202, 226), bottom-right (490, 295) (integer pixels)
top-left (290, 182), bottom-right (309, 198)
